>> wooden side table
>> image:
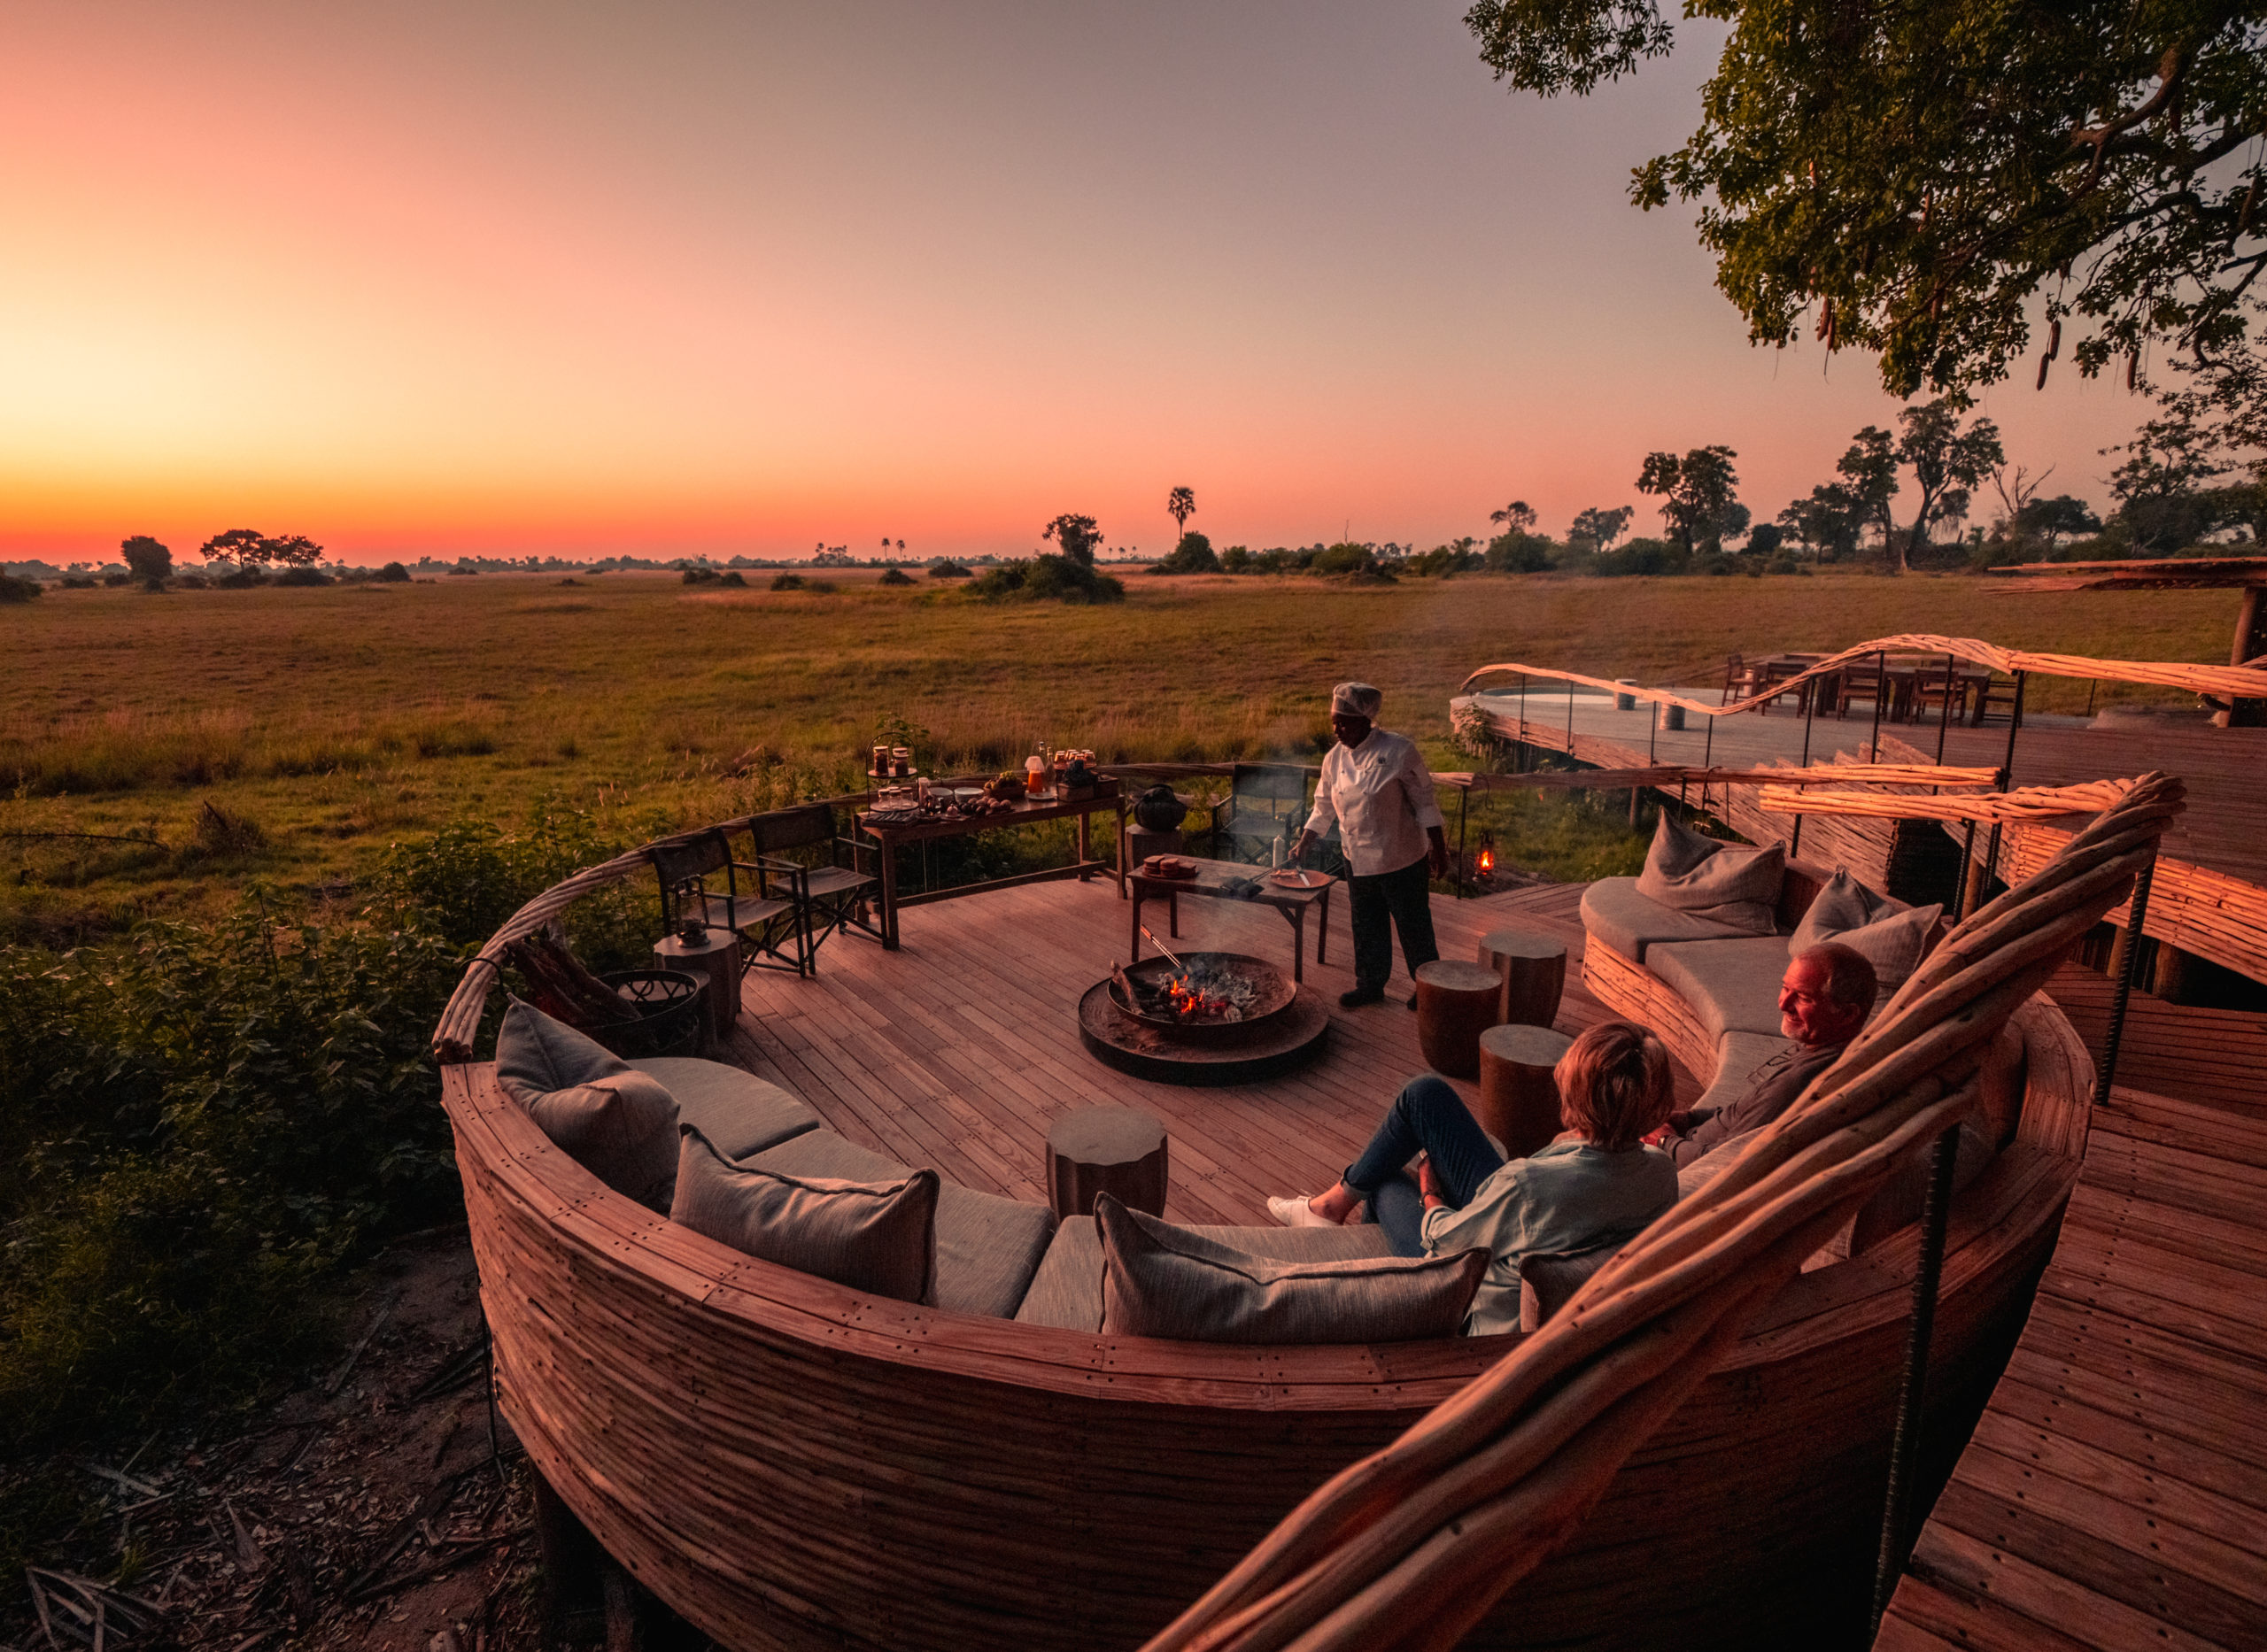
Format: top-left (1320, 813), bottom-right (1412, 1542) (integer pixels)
top-left (1047, 1107), bottom-right (1168, 1220)
top-left (1477, 1024), bottom-right (1574, 1160)
top-left (1478, 930), bottom-right (1567, 1028)
top-left (1414, 961), bottom-right (1502, 1079)
top-left (654, 930), bottom-right (740, 1052)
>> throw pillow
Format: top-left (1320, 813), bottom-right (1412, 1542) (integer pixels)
top-left (1094, 1194), bottom-right (1487, 1344)
top-left (1790, 869), bottom-right (1942, 997)
top-left (670, 1125), bottom-right (938, 1304)
top-left (496, 995), bottom-right (627, 1092)
top-left (1634, 814), bottom-right (1783, 935)
top-left (496, 998), bottom-right (680, 1208)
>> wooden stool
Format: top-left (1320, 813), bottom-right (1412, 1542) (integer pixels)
top-left (653, 929), bottom-right (741, 1052)
top-left (1414, 960), bottom-right (1502, 1079)
top-left (1478, 930), bottom-right (1567, 1028)
top-left (1477, 1024), bottom-right (1573, 1161)
top-left (1047, 1106), bottom-right (1168, 1221)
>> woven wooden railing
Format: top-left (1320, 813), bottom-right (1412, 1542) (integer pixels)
top-left (1459, 634), bottom-right (2267, 715)
top-left (1144, 772), bottom-right (2185, 1652)
top-left (1757, 777), bottom-right (2137, 824)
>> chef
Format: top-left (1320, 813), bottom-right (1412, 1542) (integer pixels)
top-left (1289, 682), bottom-right (1448, 1008)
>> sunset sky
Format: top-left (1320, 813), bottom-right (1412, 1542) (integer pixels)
top-left (4, 2), bottom-right (2154, 563)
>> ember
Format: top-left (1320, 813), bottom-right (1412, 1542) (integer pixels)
top-left (1107, 953), bottom-right (1293, 1037)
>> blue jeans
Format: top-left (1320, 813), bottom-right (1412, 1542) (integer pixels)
top-left (1343, 1074), bottom-right (1505, 1256)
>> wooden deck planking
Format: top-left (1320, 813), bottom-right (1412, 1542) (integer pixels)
top-left (721, 872), bottom-right (1623, 1225)
top-left (1879, 1078), bottom-right (2267, 1652)
top-left (2041, 965), bottom-right (2267, 1116)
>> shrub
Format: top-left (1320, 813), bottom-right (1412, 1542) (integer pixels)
top-left (172, 572), bottom-right (208, 590)
top-left (682, 567), bottom-right (720, 584)
top-left (375, 561), bottom-right (411, 583)
top-left (1219, 544), bottom-right (1251, 573)
top-left (120, 536), bottom-right (172, 583)
top-left (717, 570), bottom-right (747, 587)
top-left (770, 573), bottom-right (805, 591)
top-left (59, 575), bottom-right (97, 590)
top-left (370, 803), bottom-right (646, 961)
top-left (215, 567), bottom-right (267, 589)
top-left (1484, 532), bottom-right (1552, 574)
top-left (101, 572), bottom-right (131, 588)
top-left (137, 575), bottom-right (169, 594)
top-left (878, 567), bottom-right (915, 586)
top-left (0, 574), bottom-right (41, 604)
top-left (964, 554), bottom-right (1125, 604)
top-left (275, 567), bottom-right (333, 587)
top-left (927, 561), bottom-right (972, 579)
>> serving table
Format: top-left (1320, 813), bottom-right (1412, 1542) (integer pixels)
top-left (855, 783), bottom-right (1119, 950)
top-left (1126, 857), bottom-right (1333, 984)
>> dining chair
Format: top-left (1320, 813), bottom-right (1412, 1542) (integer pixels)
top-left (651, 829), bottom-right (809, 978)
top-left (744, 803), bottom-right (880, 971)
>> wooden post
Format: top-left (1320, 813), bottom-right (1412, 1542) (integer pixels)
top-left (1869, 649), bottom-right (1887, 753)
top-left (2225, 585), bottom-right (2266, 727)
top-left (1790, 683), bottom-right (1817, 860)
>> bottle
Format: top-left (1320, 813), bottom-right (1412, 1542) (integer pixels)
top-left (1272, 834), bottom-right (1285, 869)
top-left (1025, 748), bottom-right (1047, 797)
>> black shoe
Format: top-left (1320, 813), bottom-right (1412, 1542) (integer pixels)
top-left (1339, 984), bottom-right (1385, 1008)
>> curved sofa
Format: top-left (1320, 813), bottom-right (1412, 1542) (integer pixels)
top-left (442, 870), bottom-right (2092, 1651)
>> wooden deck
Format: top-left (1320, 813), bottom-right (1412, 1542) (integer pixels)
top-left (1876, 1077), bottom-right (2267, 1652)
top-left (722, 875), bottom-right (1653, 1227)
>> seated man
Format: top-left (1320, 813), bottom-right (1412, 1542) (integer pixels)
top-left (1654, 942), bottom-right (1876, 1168)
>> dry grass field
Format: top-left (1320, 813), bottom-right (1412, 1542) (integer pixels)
top-left (1, 566), bottom-right (2237, 938)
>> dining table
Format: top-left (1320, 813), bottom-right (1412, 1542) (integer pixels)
top-left (855, 781), bottom-right (1121, 949)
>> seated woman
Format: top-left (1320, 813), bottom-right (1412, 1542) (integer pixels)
top-left (1266, 1021), bottom-right (1680, 1334)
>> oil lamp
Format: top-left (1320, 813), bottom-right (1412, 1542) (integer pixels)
top-left (1474, 831), bottom-right (1496, 882)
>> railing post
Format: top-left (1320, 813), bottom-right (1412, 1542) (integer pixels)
top-left (1456, 784), bottom-right (1468, 901)
top-left (1790, 681), bottom-right (1817, 860)
top-left (1870, 1121), bottom-right (1963, 1630)
top-left (1935, 650), bottom-right (1955, 763)
top-left (1869, 649), bottom-right (1887, 757)
top-left (2093, 849), bottom-right (2159, 1109)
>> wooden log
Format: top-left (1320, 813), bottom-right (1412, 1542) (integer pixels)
top-left (1478, 930), bottom-right (1567, 1029)
top-left (1414, 961), bottom-right (1503, 1079)
top-left (1047, 1107), bottom-right (1169, 1220)
top-left (1477, 1025), bottom-right (1574, 1160)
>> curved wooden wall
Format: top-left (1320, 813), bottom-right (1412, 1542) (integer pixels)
top-left (445, 966), bottom-right (2088, 1651)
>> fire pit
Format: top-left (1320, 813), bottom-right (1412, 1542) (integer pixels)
top-left (1079, 951), bottom-right (1329, 1085)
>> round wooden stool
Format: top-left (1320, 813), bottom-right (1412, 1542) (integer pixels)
top-left (1477, 1023), bottom-right (1574, 1161)
top-left (654, 929), bottom-right (741, 1052)
top-left (1478, 930), bottom-right (1567, 1028)
top-left (1414, 960), bottom-right (1503, 1079)
top-left (1047, 1106), bottom-right (1168, 1221)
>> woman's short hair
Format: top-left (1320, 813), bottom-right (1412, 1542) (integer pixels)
top-left (1555, 1020), bottom-right (1675, 1151)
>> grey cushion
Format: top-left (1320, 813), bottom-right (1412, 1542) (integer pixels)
top-left (746, 1131), bottom-right (1056, 1320)
top-left (496, 1000), bottom-right (678, 1208)
top-left (1790, 870), bottom-right (1940, 999)
top-left (1094, 1196), bottom-right (1488, 1345)
top-left (1697, 1031), bottom-right (1797, 1115)
top-left (1517, 1233), bottom-right (1636, 1332)
top-left (631, 1057), bottom-right (821, 1161)
top-left (1634, 814), bottom-right (1783, 936)
top-left (1017, 1216), bottom-right (1395, 1332)
top-left (1579, 877), bottom-right (1760, 963)
top-left (497, 995), bottom-right (629, 1092)
top-left (1648, 937), bottom-right (1795, 1041)
top-left (670, 1125), bottom-right (938, 1304)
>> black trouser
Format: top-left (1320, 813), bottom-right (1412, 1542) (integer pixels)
top-left (1348, 853), bottom-right (1439, 991)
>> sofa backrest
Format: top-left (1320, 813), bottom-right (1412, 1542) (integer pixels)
top-left (1774, 858), bottom-right (1838, 932)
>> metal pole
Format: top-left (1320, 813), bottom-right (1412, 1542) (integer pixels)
top-left (1954, 820), bottom-right (1978, 921)
top-left (1791, 681), bottom-right (1817, 860)
top-left (2093, 851), bottom-right (2159, 1109)
top-left (1700, 714), bottom-right (1714, 819)
top-left (1869, 650), bottom-right (1886, 757)
top-left (1871, 1123), bottom-right (1964, 1629)
top-left (1567, 678), bottom-right (1576, 757)
top-left (2001, 672), bottom-right (2026, 789)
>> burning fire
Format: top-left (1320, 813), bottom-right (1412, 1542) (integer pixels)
top-left (1163, 975), bottom-right (1233, 1020)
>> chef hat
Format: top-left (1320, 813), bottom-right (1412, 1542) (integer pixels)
top-left (1331, 682), bottom-right (1382, 719)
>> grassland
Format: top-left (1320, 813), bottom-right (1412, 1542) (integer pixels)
top-left (1, 567), bottom-right (2238, 938)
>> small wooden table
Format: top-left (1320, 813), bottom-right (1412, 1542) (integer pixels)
top-left (1478, 930), bottom-right (1567, 1028)
top-left (654, 929), bottom-right (741, 1051)
top-left (855, 784), bottom-right (1120, 950)
top-left (1047, 1107), bottom-right (1168, 1220)
top-left (1477, 1023), bottom-right (1575, 1160)
top-left (1126, 858), bottom-right (1333, 984)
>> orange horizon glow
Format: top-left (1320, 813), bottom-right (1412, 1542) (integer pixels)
top-left (3, 4), bottom-right (2157, 566)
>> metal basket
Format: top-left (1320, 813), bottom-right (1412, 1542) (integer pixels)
top-left (592, 969), bottom-right (705, 1060)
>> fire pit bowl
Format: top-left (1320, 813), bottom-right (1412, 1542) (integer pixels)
top-left (1108, 952), bottom-right (1297, 1043)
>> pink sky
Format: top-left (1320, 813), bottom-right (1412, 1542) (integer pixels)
top-left (2, 2), bottom-right (2150, 563)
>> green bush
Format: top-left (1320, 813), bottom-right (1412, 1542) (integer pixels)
top-left (0, 574), bottom-right (41, 604)
top-left (375, 560), bottom-right (411, 583)
top-left (878, 567), bottom-right (915, 586)
top-left (771, 573), bottom-right (805, 591)
top-left (964, 554), bottom-right (1125, 604)
top-left (275, 567), bottom-right (333, 587)
top-left (1154, 531), bottom-right (1219, 574)
top-left (682, 566), bottom-right (720, 584)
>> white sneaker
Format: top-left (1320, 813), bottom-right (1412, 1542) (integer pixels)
top-left (1267, 1193), bottom-right (1337, 1228)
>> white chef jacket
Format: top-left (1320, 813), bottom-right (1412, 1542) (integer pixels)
top-left (1305, 729), bottom-right (1444, 878)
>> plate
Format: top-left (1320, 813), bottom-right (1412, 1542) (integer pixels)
top-left (1266, 868), bottom-right (1328, 888)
